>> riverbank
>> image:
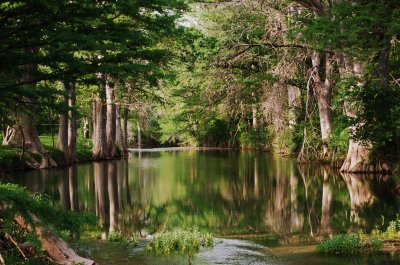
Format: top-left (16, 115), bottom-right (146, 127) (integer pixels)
top-left (0, 135), bottom-right (100, 172)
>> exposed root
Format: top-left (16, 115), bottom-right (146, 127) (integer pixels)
top-left (14, 214), bottom-right (96, 265)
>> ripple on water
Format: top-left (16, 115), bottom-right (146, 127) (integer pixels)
top-left (194, 239), bottom-right (280, 265)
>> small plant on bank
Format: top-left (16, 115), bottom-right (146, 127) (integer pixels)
top-left (108, 231), bottom-right (124, 242)
top-left (317, 234), bottom-right (363, 255)
top-left (146, 227), bottom-right (214, 264)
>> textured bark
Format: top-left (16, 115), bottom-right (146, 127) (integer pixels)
top-left (312, 51), bottom-right (333, 160)
top-left (92, 83), bottom-right (108, 160)
top-left (14, 214), bottom-right (96, 265)
top-left (83, 118), bottom-right (90, 139)
top-left (339, 60), bottom-right (390, 172)
top-left (57, 80), bottom-right (69, 162)
top-left (122, 106), bottom-right (129, 155)
top-left (287, 85), bottom-right (301, 128)
top-left (7, 64), bottom-right (57, 168)
top-left (68, 81), bottom-right (77, 163)
top-left (137, 122), bottom-right (142, 148)
top-left (106, 80), bottom-right (117, 158)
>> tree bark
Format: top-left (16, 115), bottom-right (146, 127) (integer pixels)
top-left (9, 64), bottom-right (57, 168)
top-left (338, 59), bottom-right (389, 172)
top-left (287, 85), bottom-right (301, 128)
top-left (57, 80), bottom-right (69, 163)
top-left (14, 214), bottom-right (96, 265)
top-left (106, 80), bottom-right (117, 158)
top-left (68, 81), bottom-right (77, 163)
top-left (312, 51), bottom-right (333, 160)
top-left (122, 106), bottom-right (129, 155)
top-left (137, 122), bottom-right (142, 149)
top-left (92, 82), bottom-right (108, 160)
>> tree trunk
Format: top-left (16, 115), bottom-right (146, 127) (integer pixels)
top-left (115, 105), bottom-right (123, 153)
top-left (58, 80), bottom-right (69, 163)
top-left (92, 83), bottom-right (108, 160)
top-left (122, 106), bottom-right (129, 155)
top-left (287, 85), bottom-right (301, 128)
top-left (9, 64), bottom-right (57, 168)
top-left (106, 80), bottom-right (117, 158)
top-left (48, 111), bottom-right (55, 147)
top-left (137, 122), bottom-right (142, 149)
top-left (68, 80), bottom-right (77, 163)
top-left (339, 59), bottom-right (389, 172)
top-left (14, 214), bottom-right (96, 265)
top-left (312, 51), bottom-right (333, 160)
top-left (83, 118), bottom-right (89, 139)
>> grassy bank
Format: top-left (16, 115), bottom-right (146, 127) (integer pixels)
top-left (0, 135), bottom-right (93, 172)
top-left (317, 219), bottom-right (400, 255)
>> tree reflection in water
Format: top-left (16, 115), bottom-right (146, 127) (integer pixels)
top-left (11, 150), bottom-right (400, 240)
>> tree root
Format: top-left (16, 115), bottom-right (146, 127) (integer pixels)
top-left (14, 213), bottom-right (96, 265)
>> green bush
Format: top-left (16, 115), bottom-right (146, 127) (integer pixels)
top-left (108, 231), bottom-right (123, 242)
top-left (317, 234), bottom-right (363, 255)
top-left (146, 227), bottom-right (214, 256)
top-left (317, 233), bottom-right (383, 255)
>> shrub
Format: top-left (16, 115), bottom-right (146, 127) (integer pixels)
top-left (108, 231), bottom-right (123, 242)
top-left (316, 234), bottom-right (362, 255)
top-left (317, 233), bottom-right (383, 255)
top-left (146, 227), bottom-right (214, 257)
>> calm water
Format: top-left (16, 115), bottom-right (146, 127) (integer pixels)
top-left (7, 149), bottom-right (400, 264)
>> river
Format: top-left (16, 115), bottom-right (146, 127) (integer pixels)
top-left (7, 148), bottom-right (400, 264)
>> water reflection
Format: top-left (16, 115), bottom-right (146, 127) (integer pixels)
top-left (11, 150), bottom-right (400, 238)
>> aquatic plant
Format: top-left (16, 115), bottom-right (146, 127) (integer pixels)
top-left (146, 227), bottom-right (214, 264)
top-left (317, 234), bottom-right (363, 255)
top-left (108, 231), bottom-right (124, 242)
top-left (317, 233), bottom-right (383, 255)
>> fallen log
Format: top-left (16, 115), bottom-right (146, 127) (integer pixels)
top-left (14, 214), bottom-right (96, 265)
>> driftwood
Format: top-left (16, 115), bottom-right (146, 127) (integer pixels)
top-left (14, 214), bottom-right (96, 265)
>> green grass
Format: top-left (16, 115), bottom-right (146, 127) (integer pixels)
top-left (0, 135), bottom-right (93, 171)
top-left (39, 134), bottom-right (93, 163)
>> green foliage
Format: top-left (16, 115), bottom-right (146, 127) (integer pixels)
top-left (316, 234), bottom-right (363, 255)
top-left (0, 183), bottom-right (96, 238)
top-left (146, 227), bottom-right (214, 256)
top-left (108, 231), bottom-right (124, 242)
